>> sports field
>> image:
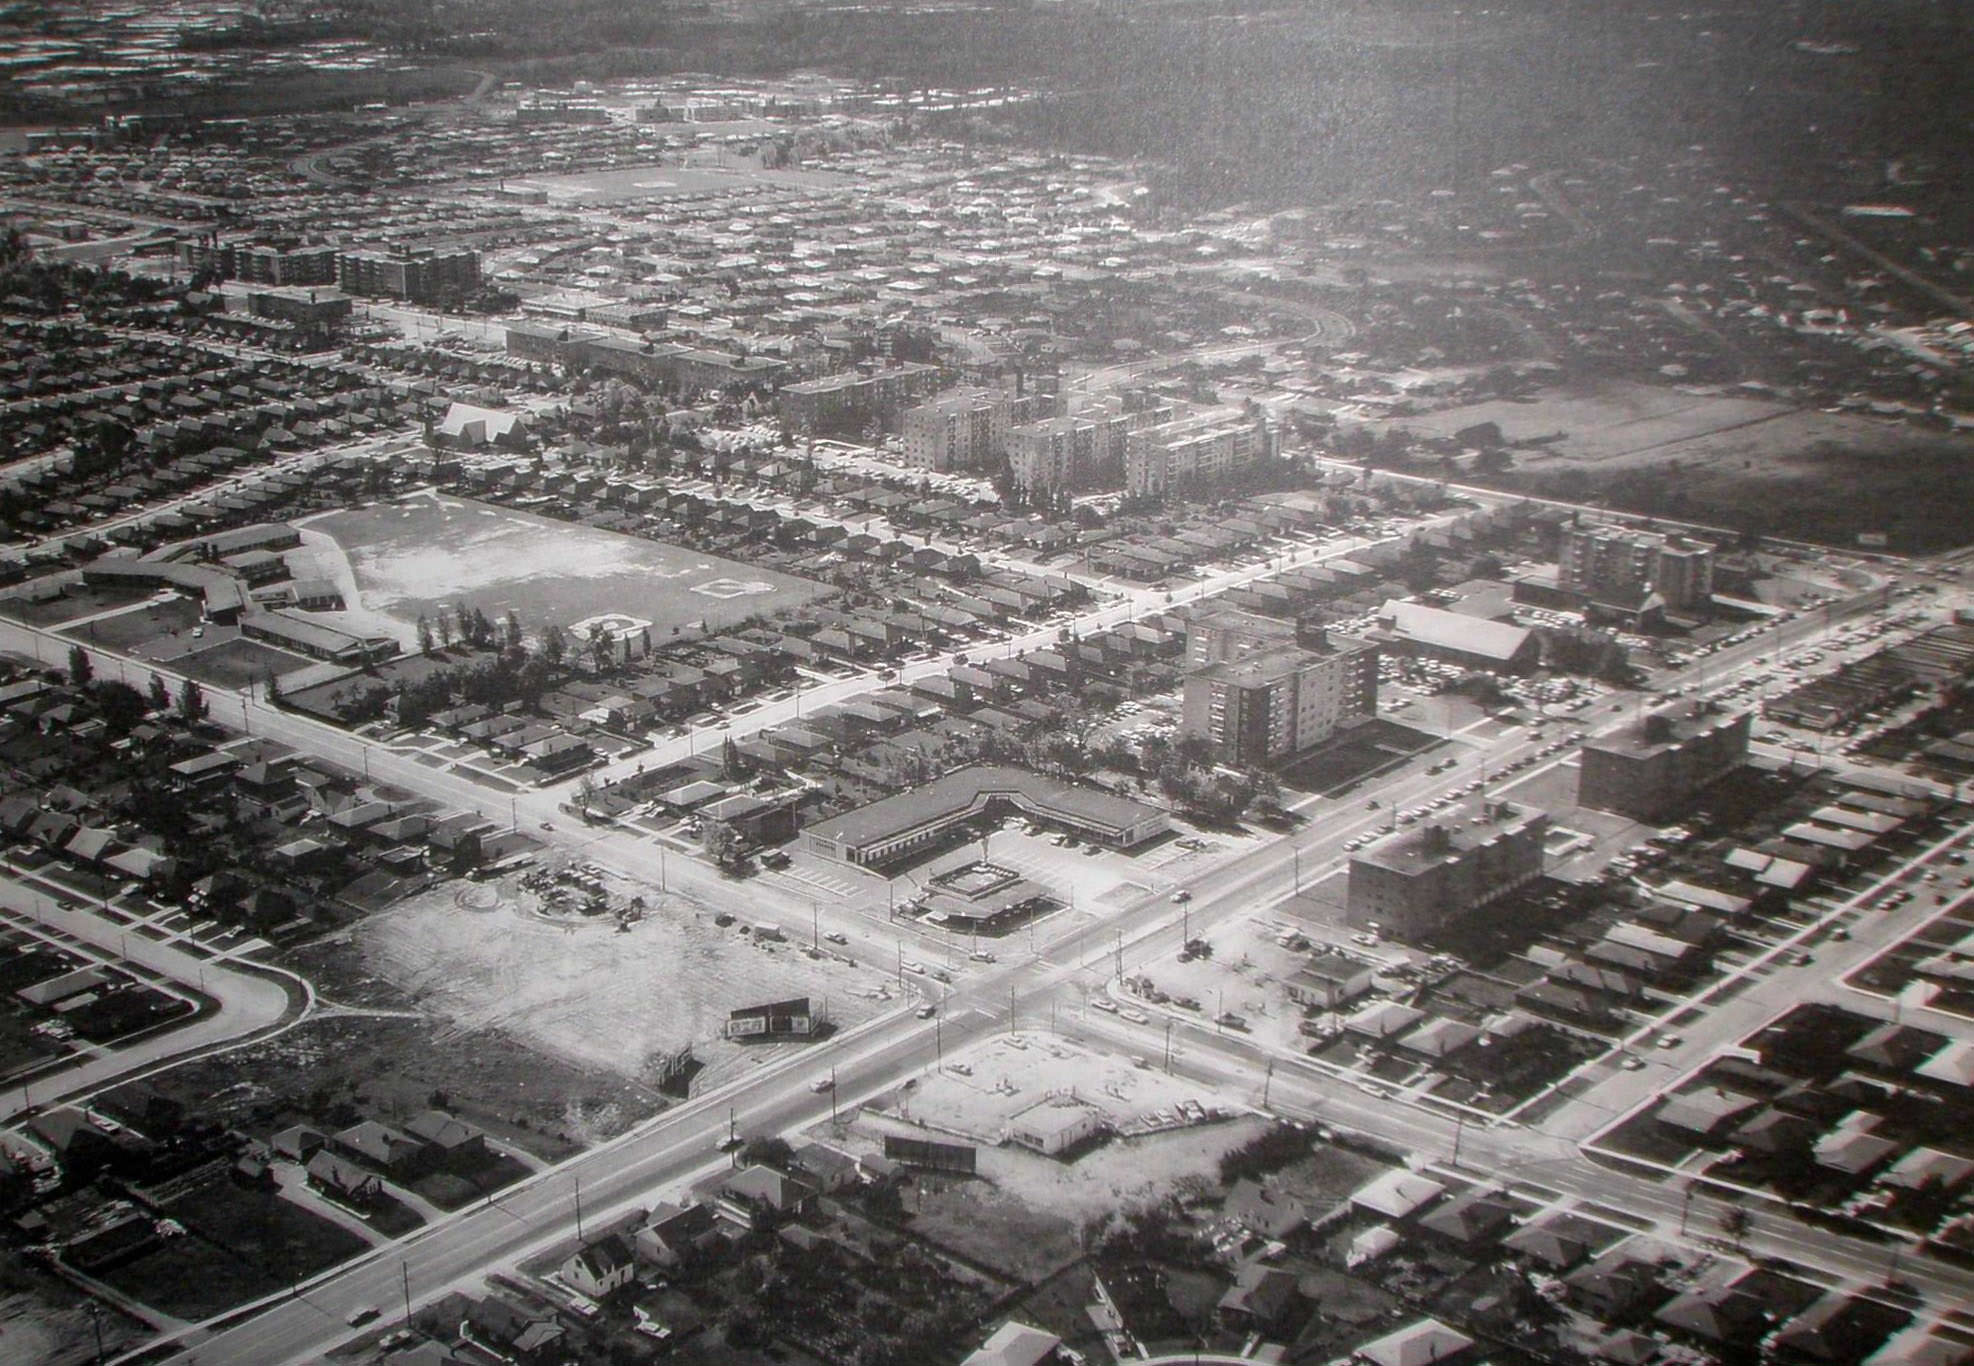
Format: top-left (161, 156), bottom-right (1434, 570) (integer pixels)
top-left (302, 494), bottom-right (826, 641)
top-left (498, 161), bottom-right (851, 205)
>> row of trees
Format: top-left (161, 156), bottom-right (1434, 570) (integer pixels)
top-left (65, 646), bottom-right (206, 725)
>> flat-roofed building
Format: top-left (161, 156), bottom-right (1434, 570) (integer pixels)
top-left (1124, 409), bottom-right (1276, 498)
top-left (1560, 525), bottom-right (1715, 616)
top-left (804, 765), bottom-right (1167, 870)
top-left (335, 246), bottom-right (481, 303)
top-left (1180, 634), bottom-right (1379, 767)
top-left (902, 388), bottom-right (1010, 472)
top-left (1346, 801), bottom-right (1548, 937)
top-left (1578, 705), bottom-right (1751, 822)
top-left (779, 363), bottom-right (940, 436)
top-left (1185, 607), bottom-right (1300, 667)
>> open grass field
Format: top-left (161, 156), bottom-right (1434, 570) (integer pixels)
top-left (55, 596), bottom-right (202, 652)
top-left (499, 160), bottom-right (852, 205)
top-left (172, 636), bottom-right (316, 688)
top-left (303, 494), bottom-right (827, 643)
top-left (1394, 379), bottom-right (1974, 552)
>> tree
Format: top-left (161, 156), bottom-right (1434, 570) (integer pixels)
top-left (90, 680), bottom-right (146, 735)
top-left (416, 614), bottom-right (435, 656)
top-left (66, 644), bottom-right (92, 688)
top-left (542, 623), bottom-right (565, 667)
top-left (504, 610), bottom-right (523, 651)
top-left (176, 677), bottom-right (208, 724)
top-left (147, 673), bottom-right (170, 713)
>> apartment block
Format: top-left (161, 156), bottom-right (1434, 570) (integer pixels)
top-left (1559, 525), bottom-right (1716, 614)
top-left (1179, 634), bottom-right (1380, 767)
top-left (335, 246), bottom-right (481, 304)
top-left (902, 388), bottom-right (1010, 472)
top-left (779, 363), bottom-right (941, 437)
top-left (176, 237), bottom-right (338, 286)
top-left (1346, 802), bottom-right (1549, 937)
top-left (1577, 706), bottom-right (1751, 822)
top-left (1007, 404), bottom-right (1157, 497)
top-left (1125, 410), bottom-right (1277, 498)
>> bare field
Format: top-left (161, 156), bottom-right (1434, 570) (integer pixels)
top-left (1390, 380), bottom-right (1792, 464)
top-left (303, 494), bottom-right (826, 640)
top-left (355, 876), bottom-right (893, 1085)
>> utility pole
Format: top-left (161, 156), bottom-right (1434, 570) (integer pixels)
top-left (1009, 985), bottom-right (1017, 1036)
top-left (1163, 1019), bottom-right (1173, 1074)
top-left (401, 1260), bottom-right (413, 1326)
top-left (829, 1067), bottom-right (838, 1124)
top-left (1263, 1058), bottom-right (1274, 1110)
top-left (1113, 930), bottom-right (1123, 983)
top-left (811, 900), bottom-right (819, 950)
top-left (1451, 1110), bottom-right (1465, 1169)
top-left (573, 1175), bottom-right (585, 1243)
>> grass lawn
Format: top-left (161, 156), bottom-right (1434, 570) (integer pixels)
top-left (306, 495), bottom-right (827, 644)
top-left (174, 636), bottom-right (315, 688)
top-left (0, 582), bottom-right (154, 627)
top-left (57, 597), bottom-right (203, 651)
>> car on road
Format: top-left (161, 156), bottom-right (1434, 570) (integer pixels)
top-left (346, 1306), bottom-right (381, 1328)
top-left (902, 960), bottom-right (926, 975)
top-left (1170, 889), bottom-right (1192, 903)
top-left (824, 932), bottom-right (849, 945)
top-left (1120, 1007), bottom-right (1150, 1024)
top-left (1620, 1055), bottom-right (1646, 1071)
top-left (1091, 997), bottom-right (1119, 1013)
top-left (811, 1076), bottom-right (834, 1092)
top-left (915, 1003), bottom-right (937, 1019)
top-left (1657, 1034), bottom-right (1683, 1049)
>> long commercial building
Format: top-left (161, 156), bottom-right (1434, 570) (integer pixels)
top-left (1180, 634), bottom-right (1380, 767)
top-left (803, 765), bottom-right (1168, 869)
top-left (1577, 706), bottom-right (1751, 822)
top-left (1346, 801), bottom-right (1549, 937)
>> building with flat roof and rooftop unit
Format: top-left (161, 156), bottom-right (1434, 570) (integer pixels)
top-left (1185, 606), bottom-right (1302, 667)
top-left (1346, 801), bottom-right (1549, 938)
top-left (1180, 633), bottom-right (1380, 768)
top-left (1578, 704), bottom-right (1752, 822)
top-left (1559, 524), bottom-right (1716, 620)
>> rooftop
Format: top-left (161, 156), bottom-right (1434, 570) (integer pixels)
top-left (1354, 801), bottom-right (1544, 875)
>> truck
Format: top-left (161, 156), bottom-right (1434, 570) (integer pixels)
top-left (753, 924), bottom-right (785, 942)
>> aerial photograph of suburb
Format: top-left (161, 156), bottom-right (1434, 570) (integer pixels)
top-left (0, 1), bottom-right (1973, 1363)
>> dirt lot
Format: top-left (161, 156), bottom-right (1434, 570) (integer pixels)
top-left (303, 493), bottom-right (827, 643)
top-left (351, 875), bottom-right (894, 1090)
top-left (0, 1254), bottom-right (150, 1365)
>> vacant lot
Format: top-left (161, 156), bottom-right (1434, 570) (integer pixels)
top-left (304, 494), bottom-right (827, 642)
top-left (353, 877), bottom-right (891, 1088)
top-left (0, 1251), bottom-right (150, 1366)
top-left (1396, 379), bottom-right (1974, 551)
